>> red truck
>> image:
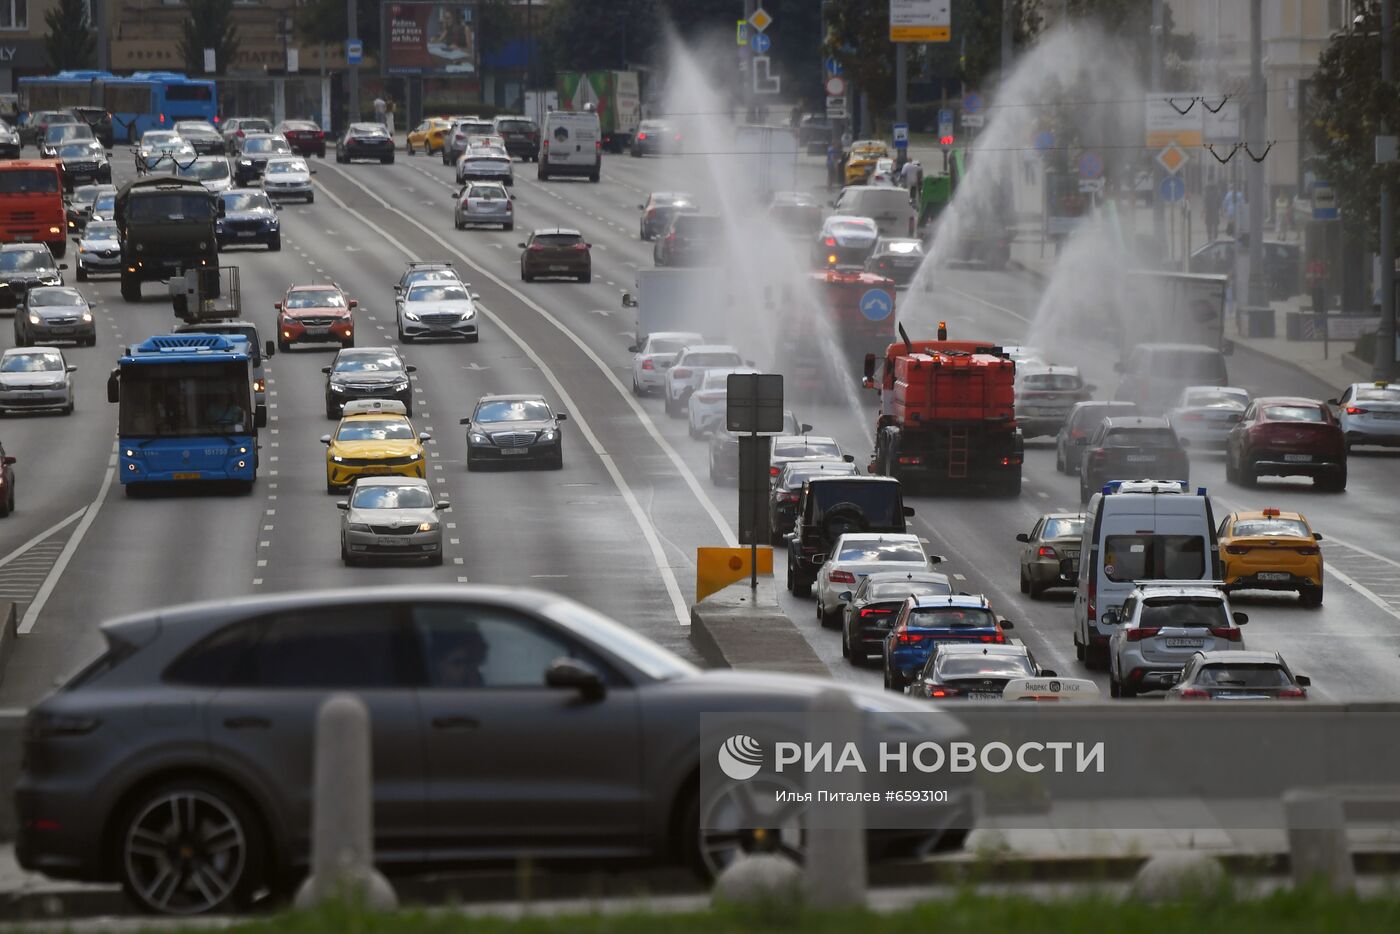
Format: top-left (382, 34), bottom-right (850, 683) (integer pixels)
top-left (863, 323), bottom-right (1023, 496)
top-left (0, 160), bottom-right (66, 258)
top-left (778, 269), bottom-right (897, 398)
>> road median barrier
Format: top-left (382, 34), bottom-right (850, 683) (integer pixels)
top-left (690, 550), bottom-right (826, 676)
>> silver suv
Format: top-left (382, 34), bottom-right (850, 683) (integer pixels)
top-left (1105, 582), bottom-right (1248, 697)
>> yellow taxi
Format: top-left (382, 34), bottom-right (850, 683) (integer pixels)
top-left (845, 139), bottom-right (890, 185)
top-left (406, 117), bottom-right (454, 155)
top-left (321, 400), bottom-right (430, 493)
top-left (1218, 507), bottom-right (1324, 607)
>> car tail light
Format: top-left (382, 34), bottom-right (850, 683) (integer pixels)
top-left (1037, 546), bottom-right (1057, 558)
top-left (926, 684), bottom-right (960, 698)
top-left (829, 570), bottom-right (857, 584)
top-left (1209, 627), bottom-right (1242, 642)
top-left (777, 491), bottom-right (799, 503)
top-left (159, 113), bottom-right (166, 124)
top-left (212, 115), bottom-right (220, 124)
top-left (824, 237), bottom-right (836, 247)
top-left (1092, 449), bottom-right (1108, 459)
top-left (637, 132), bottom-right (648, 141)
top-left (1345, 406), bottom-right (1367, 415)
top-left (506, 201), bottom-right (513, 212)
top-left (1277, 687), bottom-right (1307, 698)
top-left (859, 607), bottom-right (891, 618)
top-left (1125, 627), bottom-right (1160, 642)
top-left (674, 133), bottom-right (682, 142)
top-left (672, 368), bottom-right (691, 379)
top-left (981, 633), bottom-right (1007, 644)
top-left (770, 465), bottom-right (781, 476)
top-left (1295, 546), bottom-right (1319, 556)
top-left (528, 243), bottom-right (545, 251)
top-left (896, 629), bottom-right (925, 644)
top-left (1070, 428), bottom-right (1086, 439)
top-left (1225, 545), bottom-right (1250, 555)
top-left (641, 359), bottom-right (654, 370)
top-left (541, 140), bottom-right (550, 152)
top-left (572, 243), bottom-right (589, 251)
top-left (595, 140), bottom-right (602, 152)
top-left (1178, 688), bottom-right (1211, 699)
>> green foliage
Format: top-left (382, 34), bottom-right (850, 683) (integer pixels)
top-left (1309, 1), bottom-right (1400, 251)
top-left (179, 0), bottom-right (241, 77)
top-left (43, 0), bottom-right (96, 72)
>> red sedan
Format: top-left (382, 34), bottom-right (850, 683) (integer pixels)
top-left (1225, 396), bottom-right (1347, 491)
top-left (276, 284), bottom-right (356, 351)
top-left (274, 119), bottom-right (327, 158)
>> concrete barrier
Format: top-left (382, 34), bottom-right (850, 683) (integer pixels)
top-left (0, 602), bottom-right (17, 687)
top-left (689, 576), bottom-right (827, 676)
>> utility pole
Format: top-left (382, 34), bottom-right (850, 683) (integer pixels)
top-left (347, 0), bottom-right (360, 125)
top-left (1001, 0), bottom-right (1013, 74)
top-left (742, 0), bottom-right (756, 123)
top-left (1379, 0), bottom-right (1397, 380)
top-left (895, 45), bottom-right (907, 125)
top-left (95, 0), bottom-right (109, 71)
top-left (1151, 0), bottom-right (1165, 244)
top-left (1245, 0), bottom-right (1267, 308)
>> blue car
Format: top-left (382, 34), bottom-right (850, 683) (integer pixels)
top-left (216, 188), bottom-right (282, 251)
top-left (882, 594), bottom-right (1013, 692)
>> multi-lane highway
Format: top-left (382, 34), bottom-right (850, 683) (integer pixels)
top-left (2, 141), bottom-right (1399, 711)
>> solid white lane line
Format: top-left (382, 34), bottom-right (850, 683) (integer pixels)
top-left (325, 162), bottom-right (737, 550)
top-left (317, 175), bottom-right (710, 624)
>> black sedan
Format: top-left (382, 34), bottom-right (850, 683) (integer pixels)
top-left (55, 140), bottom-right (111, 190)
top-left (463, 393), bottom-right (566, 469)
top-left (841, 571), bottom-right (953, 667)
top-left (233, 134), bottom-right (293, 185)
top-left (335, 123), bottom-right (395, 164)
top-left (323, 346), bottom-right (415, 418)
top-left (630, 120), bottom-right (682, 157)
top-left (174, 121), bottom-right (226, 155)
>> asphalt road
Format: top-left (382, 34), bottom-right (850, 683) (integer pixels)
top-left (1, 145), bottom-right (1398, 711)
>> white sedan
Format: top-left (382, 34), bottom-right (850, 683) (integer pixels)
top-left (175, 155), bottom-right (234, 193)
top-left (630, 330), bottom-right (703, 396)
top-left (687, 366), bottom-right (758, 438)
top-left (1332, 381), bottom-right (1400, 449)
top-left (1166, 385), bottom-right (1250, 448)
top-left (457, 146), bottom-right (514, 185)
top-left (662, 344), bottom-right (746, 416)
top-left (816, 533), bottom-right (942, 628)
top-left (262, 156), bottom-right (314, 202)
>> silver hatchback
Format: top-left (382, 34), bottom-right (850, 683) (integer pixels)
top-left (1106, 583), bottom-right (1248, 697)
top-left (338, 476), bottom-right (448, 565)
top-left (453, 181), bottom-right (514, 230)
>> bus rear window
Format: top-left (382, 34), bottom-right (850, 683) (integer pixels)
top-left (0, 169), bottom-right (59, 194)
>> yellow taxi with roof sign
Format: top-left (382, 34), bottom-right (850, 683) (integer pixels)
top-left (845, 139), bottom-right (890, 185)
top-left (320, 399), bottom-right (430, 492)
top-left (1218, 507), bottom-right (1324, 607)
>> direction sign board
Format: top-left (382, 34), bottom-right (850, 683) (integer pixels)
top-left (1159, 175), bottom-right (1186, 203)
top-left (748, 6), bottom-right (772, 32)
top-left (752, 32), bottom-right (771, 54)
top-left (1146, 98), bottom-right (1202, 147)
top-left (890, 0), bottom-right (951, 42)
top-left (893, 123), bottom-right (909, 148)
top-left (960, 113), bottom-right (984, 128)
top-left (963, 92), bottom-right (983, 115)
top-left (825, 56), bottom-right (843, 76)
top-left (826, 96), bottom-right (847, 118)
top-left (825, 76), bottom-right (845, 97)
top-left (346, 39), bottom-right (363, 65)
top-left (736, 20), bottom-right (748, 46)
top-left (1077, 151), bottom-right (1103, 180)
top-left (860, 289), bottom-right (894, 322)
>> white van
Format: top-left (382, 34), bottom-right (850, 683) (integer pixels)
top-left (1071, 479), bottom-right (1221, 668)
top-left (538, 110), bottom-right (601, 182)
top-left (832, 185), bottom-right (918, 237)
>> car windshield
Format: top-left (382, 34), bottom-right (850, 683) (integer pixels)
top-left (1184, 389), bottom-right (1247, 407)
top-left (71, 187), bottom-right (100, 204)
top-left (936, 655), bottom-right (1035, 678)
top-left (337, 418), bottom-right (415, 441)
top-left (58, 142), bottom-right (101, 158)
top-left (1263, 404), bottom-right (1325, 422)
top-left (179, 160), bottom-right (230, 180)
top-left (681, 352), bottom-right (742, 367)
top-left (93, 194), bottom-right (115, 213)
top-left (334, 354), bottom-right (401, 373)
top-left (141, 133), bottom-right (176, 147)
top-left (28, 288), bottom-right (83, 307)
top-left (1195, 664), bottom-right (1293, 688)
top-left (85, 222), bottom-right (118, 240)
top-left (265, 160), bottom-right (307, 175)
top-left (0, 170), bottom-right (59, 194)
top-left (409, 284), bottom-right (469, 302)
top-left (833, 220), bottom-right (876, 235)
top-left (351, 125), bottom-right (389, 137)
top-left (878, 239), bottom-right (922, 254)
top-left (1042, 518), bottom-right (1084, 539)
top-left (177, 123), bottom-right (216, 134)
top-left (1139, 597), bottom-right (1229, 629)
top-left (477, 399), bottom-right (551, 422)
top-left (0, 250), bottom-right (53, 271)
top-left (836, 541), bottom-right (923, 562)
top-left (1355, 386), bottom-right (1400, 403)
top-left (1102, 535), bottom-right (1205, 581)
top-left (126, 194), bottom-right (214, 223)
top-left (468, 186), bottom-right (506, 200)
top-left (286, 290), bottom-right (345, 309)
top-left (244, 138), bottom-right (290, 153)
top-left (774, 437), bottom-right (840, 458)
top-left (1104, 428), bottom-right (1178, 448)
top-left (47, 125), bottom-right (91, 141)
top-left (870, 580), bottom-right (951, 600)
top-left (1024, 373), bottom-right (1083, 391)
top-left (351, 484), bottom-right (434, 509)
top-left (281, 122), bottom-right (317, 132)
top-left (1, 352), bottom-right (63, 372)
top-left (647, 338), bottom-right (691, 355)
top-left (907, 607), bottom-right (996, 629)
top-left (1231, 518), bottom-right (1310, 538)
top-left (222, 192), bottom-right (272, 212)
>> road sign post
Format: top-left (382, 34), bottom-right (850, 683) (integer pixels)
top-left (893, 122), bottom-right (909, 151)
top-left (729, 373), bottom-right (784, 582)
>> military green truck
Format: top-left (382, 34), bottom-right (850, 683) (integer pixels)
top-left (113, 176), bottom-right (220, 302)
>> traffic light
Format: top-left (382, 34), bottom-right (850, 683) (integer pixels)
top-left (939, 135), bottom-right (954, 147)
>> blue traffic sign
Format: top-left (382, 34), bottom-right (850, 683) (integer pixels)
top-left (860, 289), bottom-right (894, 322)
top-left (346, 39), bottom-right (363, 66)
top-left (825, 57), bottom-right (843, 76)
top-left (963, 92), bottom-right (983, 115)
top-left (752, 32), bottom-right (771, 54)
top-left (1033, 130), bottom-right (1055, 152)
top-left (1077, 152), bottom-right (1103, 180)
top-left (1159, 175), bottom-right (1186, 203)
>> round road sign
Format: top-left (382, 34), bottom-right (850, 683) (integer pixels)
top-left (825, 76), bottom-right (846, 97)
top-left (1077, 152), bottom-right (1103, 180)
top-left (963, 92), bottom-right (983, 115)
top-left (859, 289), bottom-right (894, 322)
top-left (1159, 175), bottom-right (1186, 203)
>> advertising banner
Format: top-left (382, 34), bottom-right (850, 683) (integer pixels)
top-left (386, 2), bottom-right (478, 76)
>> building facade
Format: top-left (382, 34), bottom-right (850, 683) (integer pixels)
top-left (0, 0), bottom-right (63, 92)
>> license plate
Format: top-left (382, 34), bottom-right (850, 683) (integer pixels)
top-left (376, 537), bottom-right (410, 547)
top-left (968, 692), bottom-right (1002, 700)
top-left (1257, 571), bottom-right (1291, 581)
top-left (1375, 412), bottom-right (1400, 420)
top-left (172, 472), bottom-right (201, 480)
top-left (1126, 455), bottom-right (1156, 462)
top-left (548, 265), bottom-right (570, 271)
top-left (237, 231), bottom-right (258, 238)
top-left (1284, 453), bottom-right (1313, 462)
top-left (1165, 637), bottom-right (1204, 648)
top-left (362, 466), bottom-right (390, 474)
top-left (501, 448), bottom-right (529, 456)
top-left (49, 327), bottom-right (73, 334)
top-left (303, 326), bottom-right (329, 335)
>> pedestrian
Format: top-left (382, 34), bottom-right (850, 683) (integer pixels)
top-left (1204, 176), bottom-right (1222, 241)
top-left (373, 95), bottom-right (386, 127)
top-left (826, 140), bottom-right (840, 190)
top-left (841, 128), bottom-right (852, 153)
top-left (1022, 148), bottom-right (1036, 185)
top-left (900, 158), bottom-right (921, 204)
top-left (1221, 185), bottom-right (1244, 238)
top-left (385, 97), bottom-right (396, 135)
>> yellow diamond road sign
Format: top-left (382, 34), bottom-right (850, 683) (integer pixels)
top-left (1156, 142), bottom-right (1188, 176)
top-left (749, 7), bottom-right (772, 32)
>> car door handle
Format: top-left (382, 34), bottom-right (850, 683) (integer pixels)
top-left (222, 716), bottom-right (270, 730)
top-left (431, 715), bottom-right (480, 730)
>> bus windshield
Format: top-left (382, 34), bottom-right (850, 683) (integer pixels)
top-left (0, 169), bottom-right (60, 194)
top-left (118, 361), bottom-right (252, 438)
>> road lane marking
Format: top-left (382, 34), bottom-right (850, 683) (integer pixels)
top-left (0, 509), bottom-right (83, 572)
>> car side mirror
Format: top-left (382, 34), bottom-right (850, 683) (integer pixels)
top-left (418, 432), bottom-right (432, 442)
top-left (253, 403), bottom-right (268, 429)
top-left (406, 365), bottom-right (417, 373)
top-left (1, 455), bottom-right (15, 466)
top-left (71, 236), bottom-right (80, 243)
top-left (1085, 383), bottom-right (1097, 393)
top-left (273, 301), bottom-right (283, 311)
top-left (622, 292), bottom-right (638, 308)
top-left (107, 372), bottom-right (119, 403)
top-left (842, 454), bottom-right (855, 463)
top-left (273, 203), bottom-right (283, 211)
top-left (544, 656), bottom-right (605, 701)
top-left (1326, 398), bottom-right (1339, 406)
top-left (903, 506), bottom-right (915, 517)
top-left (1015, 532), bottom-right (1030, 543)
top-left (309, 169), bottom-right (317, 175)
top-left (1295, 674), bottom-right (1311, 687)
top-left (1000, 620), bottom-right (1015, 630)
top-left (58, 263), bottom-right (67, 270)
top-left (812, 554), bottom-right (827, 566)
top-left (65, 365), bottom-right (77, 373)
top-left (637, 204), bottom-right (645, 210)
top-left (435, 501), bottom-right (451, 511)
top-left (320, 434), bottom-right (332, 444)
top-left (471, 292), bottom-right (481, 300)
top-left (459, 417), bottom-right (471, 426)
top-left (1040, 669), bottom-right (1058, 678)
top-left (517, 241), bottom-right (528, 249)
top-left (800, 423), bottom-right (813, 433)
top-left (838, 591), bottom-right (852, 602)
top-left (336, 500), bottom-right (349, 510)
top-left (1233, 612), bottom-right (1248, 625)
top-left (556, 413), bottom-right (568, 421)
top-left (1313, 531), bottom-right (1323, 541)
top-left (627, 343), bottom-right (639, 353)
top-left (1167, 672), bottom-right (1181, 685)
top-left (1100, 610), bottom-right (1120, 626)
top-left (928, 554), bottom-right (945, 565)
top-left (264, 339), bottom-right (275, 358)
top-left (349, 299), bottom-right (359, 309)
top-left (321, 365), bottom-right (331, 373)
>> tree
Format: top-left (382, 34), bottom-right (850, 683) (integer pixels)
top-left (1308, 2), bottom-right (1400, 251)
top-left (179, 0), bottom-right (241, 76)
top-left (44, 0), bottom-right (97, 72)
top-left (1061, 0), bottom-right (1195, 90)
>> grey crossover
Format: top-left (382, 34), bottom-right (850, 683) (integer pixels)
top-left (339, 477), bottom-right (448, 565)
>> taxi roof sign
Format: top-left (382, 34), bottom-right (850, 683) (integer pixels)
top-left (1001, 677), bottom-right (1100, 702)
top-left (342, 399), bottom-right (408, 416)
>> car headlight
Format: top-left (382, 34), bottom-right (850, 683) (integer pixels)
top-left (239, 158), bottom-right (252, 166)
top-left (331, 455), bottom-right (344, 463)
top-left (81, 311), bottom-right (92, 322)
top-left (407, 452), bottom-right (420, 461)
top-left (346, 523), bottom-right (371, 532)
top-left (27, 312), bottom-right (39, 325)
top-left (418, 522), bottom-right (438, 532)
top-left (391, 380), bottom-right (409, 391)
top-left (460, 307), bottom-right (475, 320)
top-left (402, 309), bottom-right (420, 321)
top-left (469, 432), bottom-right (489, 444)
top-left (538, 429), bottom-right (556, 442)
top-left (331, 384), bottom-right (347, 393)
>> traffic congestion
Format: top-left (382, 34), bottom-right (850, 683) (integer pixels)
top-left (0, 79), bottom-right (1398, 916)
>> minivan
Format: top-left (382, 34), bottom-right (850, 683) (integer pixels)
top-left (538, 111), bottom-right (602, 182)
top-left (1114, 343), bottom-right (1230, 414)
top-left (1071, 479), bottom-right (1220, 668)
top-left (832, 185), bottom-right (918, 237)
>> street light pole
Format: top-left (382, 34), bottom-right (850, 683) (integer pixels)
top-left (347, 0), bottom-right (360, 125)
top-left (1245, 0), bottom-right (1267, 308)
top-left (1378, 0), bottom-right (1397, 380)
top-left (1151, 0), bottom-right (1165, 244)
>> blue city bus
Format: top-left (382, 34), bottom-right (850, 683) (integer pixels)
top-left (107, 334), bottom-right (268, 492)
top-left (17, 70), bottom-right (113, 118)
top-left (103, 73), bottom-right (218, 143)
